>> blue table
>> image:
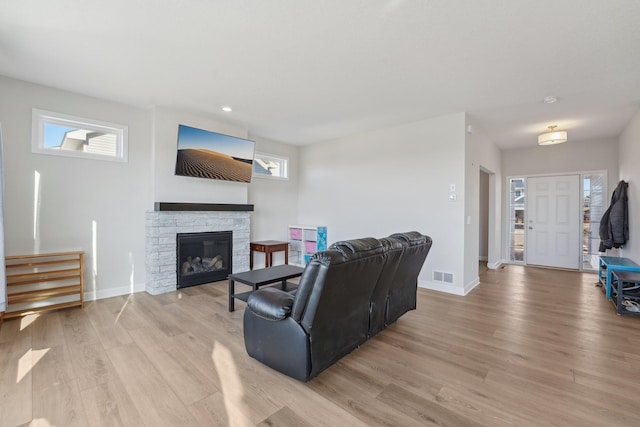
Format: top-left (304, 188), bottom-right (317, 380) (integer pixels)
top-left (599, 256), bottom-right (640, 299)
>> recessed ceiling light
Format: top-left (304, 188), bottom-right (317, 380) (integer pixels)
top-left (543, 96), bottom-right (557, 104)
top-left (221, 106), bottom-right (232, 112)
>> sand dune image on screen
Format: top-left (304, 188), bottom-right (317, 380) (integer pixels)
top-left (175, 149), bottom-right (252, 182)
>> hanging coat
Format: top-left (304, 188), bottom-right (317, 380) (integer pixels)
top-left (599, 180), bottom-right (629, 252)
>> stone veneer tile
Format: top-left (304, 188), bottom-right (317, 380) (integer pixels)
top-left (144, 210), bottom-right (250, 295)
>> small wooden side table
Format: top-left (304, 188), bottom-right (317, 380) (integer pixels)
top-left (250, 240), bottom-right (289, 269)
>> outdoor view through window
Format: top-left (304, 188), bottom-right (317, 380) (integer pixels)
top-left (44, 123), bottom-right (118, 157)
top-left (32, 109), bottom-right (127, 162)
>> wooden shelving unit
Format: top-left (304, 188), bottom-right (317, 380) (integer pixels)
top-left (5, 251), bottom-right (84, 318)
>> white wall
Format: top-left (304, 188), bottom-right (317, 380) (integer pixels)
top-left (151, 112), bottom-right (302, 268)
top-left (0, 123), bottom-right (5, 312)
top-left (0, 77), bottom-right (302, 302)
top-left (3, 72), bottom-right (624, 304)
top-left (464, 120), bottom-right (502, 291)
top-left (0, 76), bottom-right (152, 299)
top-left (151, 109), bottom-right (305, 270)
top-left (151, 107), bottom-right (250, 205)
top-left (619, 109), bottom-right (640, 261)
top-left (502, 138), bottom-right (619, 191)
top-left (298, 113), bottom-right (467, 293)
top-left (501, 137), bottom-right (619, 262)
top-left (247, 136), bottom-right (300, 267)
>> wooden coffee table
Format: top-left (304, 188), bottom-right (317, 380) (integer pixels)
top-left (228, 264), bottom-right (304, 312)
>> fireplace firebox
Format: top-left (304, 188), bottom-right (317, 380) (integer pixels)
top-left (176, 231), bottom-right (232, 288)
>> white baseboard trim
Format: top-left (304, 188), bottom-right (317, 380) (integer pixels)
top-left (418, 277), bottom-right (481, 296)
top-left (84, 283), bottom-right (145, 302)
top-left (418, 279), bottom-right (466, 296)
top-left (464, 277), bottom-right (480, 295)
top-left (487, 259), bottom-right (504, 269)
top-left (479, 255), bottom-right (488, 262)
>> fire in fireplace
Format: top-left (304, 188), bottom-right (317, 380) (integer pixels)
top-left (176, 231), bottom-right (232, 288)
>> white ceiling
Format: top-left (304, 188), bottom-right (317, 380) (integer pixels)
top-left (1, 0), bottom-right (639, 149)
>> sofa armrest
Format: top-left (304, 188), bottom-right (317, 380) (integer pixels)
top-left (244, 304), bottom-right (311, 381)
top-left (247, 287), bottom-right (295, 321)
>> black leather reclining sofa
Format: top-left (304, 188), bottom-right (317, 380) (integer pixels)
top-left (243, 231), bottom-right (433, 381)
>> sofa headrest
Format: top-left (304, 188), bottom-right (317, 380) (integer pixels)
top-left (390, 231), bottom-right (431, 247)
top-left (309, 250), bottom-right (347, 266)
top-left (378, 236), bottom-right (404, 251)
top-left (328, 237), bottom-right (384, 261)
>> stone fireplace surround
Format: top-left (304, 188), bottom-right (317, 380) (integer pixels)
top-left (145, 203), bottom-right (252, 295)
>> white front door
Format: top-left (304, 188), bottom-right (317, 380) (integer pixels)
top-left (526, 175), bottom-right (580, 269)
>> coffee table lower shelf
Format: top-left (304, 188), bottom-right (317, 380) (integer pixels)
top-left (232, 282), bottom-right (299, 304)
top-left (228, 264), bottom-right (304, 312)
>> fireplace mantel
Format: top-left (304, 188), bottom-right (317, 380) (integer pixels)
top-left (154, 202), bottom-right (254, 212)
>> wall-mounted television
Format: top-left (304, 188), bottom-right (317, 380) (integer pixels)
top-left (175, 124), bottom-right (255, 183)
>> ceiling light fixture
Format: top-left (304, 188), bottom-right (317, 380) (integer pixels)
top-left (221, 106), bottom-right (232, 112)
top-left (538, 125), bottom-right (567, 145)
top-left (543, 96), bottom-right (558, 104)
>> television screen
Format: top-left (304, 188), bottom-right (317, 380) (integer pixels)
top-left (175, 124), bottom-right (255, 183)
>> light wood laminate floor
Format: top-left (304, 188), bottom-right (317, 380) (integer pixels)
top-left (1, 265), bottom-right (640, 426)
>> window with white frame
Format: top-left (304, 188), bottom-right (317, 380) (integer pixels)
top-left (582, 173), bottom-right (606, 271)
top-left (32, 109), bottom-right (128, 162)
top-left (253, 153), bottom-right (288, 179)
top-left (508, 177), bottom-right (525, 262)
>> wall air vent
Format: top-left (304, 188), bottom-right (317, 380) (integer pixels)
top-left (432, 270), bottom-right (454, 284)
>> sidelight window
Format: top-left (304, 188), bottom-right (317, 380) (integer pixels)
top-left (507, 172), bottom-right (606, 271)
top-left (508, 178), bottom-right (525, 262)
top-left (582, 173), bottom-right (606, 271)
